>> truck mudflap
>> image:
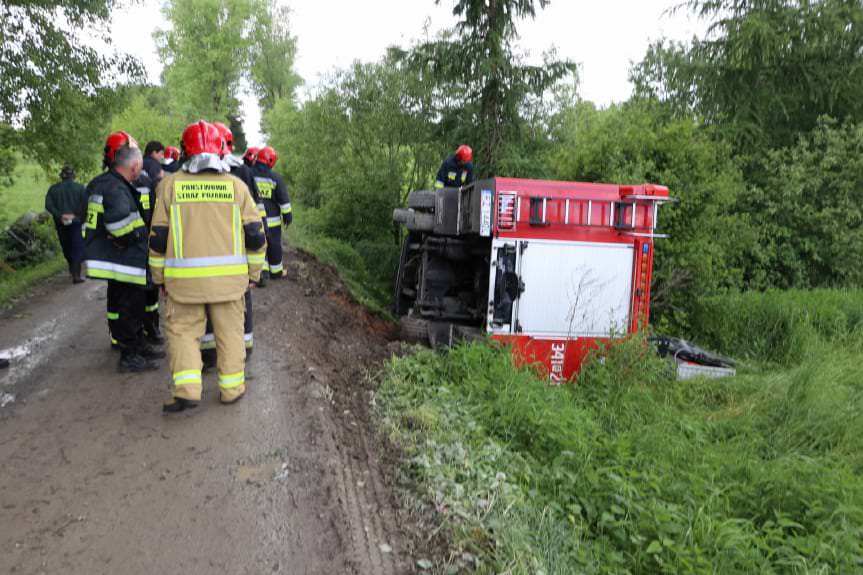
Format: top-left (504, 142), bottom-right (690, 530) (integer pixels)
top-left (492, 335), bottom-right (605, 384)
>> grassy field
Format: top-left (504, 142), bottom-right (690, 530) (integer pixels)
top-left (375, 291), bottom-right (863, 574)
top-left (0, 159), bottom-right (53, 225)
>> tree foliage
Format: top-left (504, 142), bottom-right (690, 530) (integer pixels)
top-left (410, 0), bottom-right (577, 176)
top-left (0, 1), bottom-right (141, 173)
top-left (156, 0), bottom-right (255, 124)
top-left (249, 0), bottom-right (302, 115)
top-left (632, 0), bottom-right (863, 157)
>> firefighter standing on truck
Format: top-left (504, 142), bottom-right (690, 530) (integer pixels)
top-left (149, 121), bottom-right (266, 413)
top-left (252, 146), bottom-right (292, 279)
top-left (84, 132), bottom-right (164, 372)
top-left (435, 145), bottom-right (474, 189)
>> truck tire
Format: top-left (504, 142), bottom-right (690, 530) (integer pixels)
top-left (400, 316), bottom-right (429, 344)
top-left (406, 212), bottom-right (434, 232)
top-left (407, 190), bottom-right (436, 210)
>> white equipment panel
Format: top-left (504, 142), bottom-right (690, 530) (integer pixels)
top-left (516, 240), bottom-right (634, 337)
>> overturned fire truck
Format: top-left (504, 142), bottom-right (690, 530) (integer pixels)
top-left (393, 178), bottom-right (673, 383)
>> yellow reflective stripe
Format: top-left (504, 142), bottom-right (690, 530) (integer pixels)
top-left (247, 253), bottom-right (265, 265)
top-left (171, 204), bottom-right (183, 259)
top-left (87, 267), bottom-right (147, 285)
top-left (144, 303), bottom-right (159, 313)
top-left (233, 206), bottom-right (242, 256)
top-left (164, 264), bottom-right (249, 279)
top-left (266, 218), bottom-right (281, 228)
top-left (269, 262), bottom-right (283, 273)
top-left (108, 218), bottom-right (145, 238)
top-left (434, 181), bottom-right (445, 189)
top-left (218, 371), bottom-right (245, 389)
top-left (106, 312), bottom-right (119, 320)
top-left (173, 370), bottom-right (202, 385)
top-left (149, 256), bottom-right (165, 268)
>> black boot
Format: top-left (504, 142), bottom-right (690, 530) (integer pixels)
top-left (118, 352), bottom-right (159, 373)
top-left (71, 262), bottom-right (84, 284)
top-left (138, 344), bottom-right (166, 360)
top-left (257, 271), bottom-right (268, 288)
top-left (0, 357), bottom-right (9, 369)
top-left (163, 397), bottom-right (198, 413)
top-left (144, 324), bottom-right (164, 346)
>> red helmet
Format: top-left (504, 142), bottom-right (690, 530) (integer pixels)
top-left (243, 147), bottom-right (259, 164)
top-left (104, 131), bottom-right (139, 165)
top-left (212, 121), bottom-right (234, 153)
top-left (257, 146), bottom-right (278, 168)
top-left (181, 120), bottom-right (223, 157)
top-left (164, 145), bottom-right (180, 161)
top-left (455, 144), bottom-right (473, 163)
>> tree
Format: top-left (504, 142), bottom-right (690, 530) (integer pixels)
top-left (411, 0), bottom-right (577, 176)
top-left (0, 1), bottom-right (141, 173)
top-left (632, 0), bottom-right (863, 158)
top-left (249, 0), bottom-right (302, 115)
top-left (110, 87), bottom-right (188, 149)
top-left (156, 0), bottom-right (255, 124)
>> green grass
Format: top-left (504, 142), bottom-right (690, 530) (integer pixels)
top-left (287, 204), bottom-right (397, 318)
top-left (0, 255), bottom-right (65, 306)
top-left (376, 297), bottom-right (863, 573)
top-left (0, 158), bottom-right (52, 225)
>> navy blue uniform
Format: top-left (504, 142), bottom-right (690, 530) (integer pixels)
top-left (435, 154), bottom-right (474, 189)
top-left (251, 163), bottom-right (292, 277)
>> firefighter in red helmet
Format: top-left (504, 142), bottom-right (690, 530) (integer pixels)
top-left (251, 146), bottom-right (292, 279)
top-left (243, 147), bottom-right (259, 167)
top-left (149, 120), bottom-right (266, 412)
top-left (83, 131), bottom-right (164, 372)
top-left (198, 122), bottom-right (266, 365)
top-left (162, 145), bottom-right (181, 174)
top-left (435, 144), bottom-right (474, 190)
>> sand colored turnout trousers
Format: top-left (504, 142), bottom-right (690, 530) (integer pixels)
top-left (166, 296), bottom-right (247, 403)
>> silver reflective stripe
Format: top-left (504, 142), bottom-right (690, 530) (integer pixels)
top-left (256, 203), bottom-right (265, 211)
top-left (244, 333), bottom-right (253, 342)
top-left (89, 194), bottom-right (104, 204)
top-left (200, 334), bottom-right (215, 343)
top-left (266, 216), bottom-right (281, 226)
top-left (136, 187), bottom-right (150, 195)
top-left (85, 260), bottom-right (146, 277)
top-left (254, 177), bottom-right (275, 186)
top-left (164, 255), bottom-right (248, 268)
top-left (279, 202), bottom-right (291, 210)
top-left (105, 211), bottom-right (143, 232)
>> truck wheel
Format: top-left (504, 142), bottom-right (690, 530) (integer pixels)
top-left (400, 316), bottom-right (429, 344)
top-left (407, 190), bottom-right (436, 210)
top-left (406, 212), bottom-right (434, 232)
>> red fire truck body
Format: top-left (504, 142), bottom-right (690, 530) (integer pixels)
top-left (392, 177), bottom-right (671, 383)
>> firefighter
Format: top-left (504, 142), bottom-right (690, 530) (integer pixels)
top-left (162, 145), bottom-right (181, 174)
top-left (242, 147), bottom-right (258, 167)
top-left (435, 144), bottom-right (474, 189)
top-left (252, 146), bottom-right (292, 279)
top-left (199, 122), bottom-right (264, 363)
top-left (131, 169), bottom-right (163, 345)
top-left (143, 141), bottom-right (165, 182)
top-left (84, 131), bottom-right (164, 372)
top-left (44, 165), bottom-right (87, 283)
top-left (149, 121), bottom-right (266, 412)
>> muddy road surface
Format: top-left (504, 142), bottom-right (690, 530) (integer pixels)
top-left (0, 248), bottom-right (411, 575)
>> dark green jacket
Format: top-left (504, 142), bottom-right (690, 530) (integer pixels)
top-left (45, 179), bottom-right (87, 222)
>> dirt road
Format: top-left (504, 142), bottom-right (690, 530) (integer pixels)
top-left (0, 248), bottom-right (411, 575)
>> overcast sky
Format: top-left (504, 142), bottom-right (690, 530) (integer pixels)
top-left (111, 0), bottom-right (706, 146)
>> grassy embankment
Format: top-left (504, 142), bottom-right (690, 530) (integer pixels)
top-left (374, 289), bottom-right (863, 574)
top-left (0, 160), bottom-right (65, 306)
top-left (286, 204), bottom-right (398, 318)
